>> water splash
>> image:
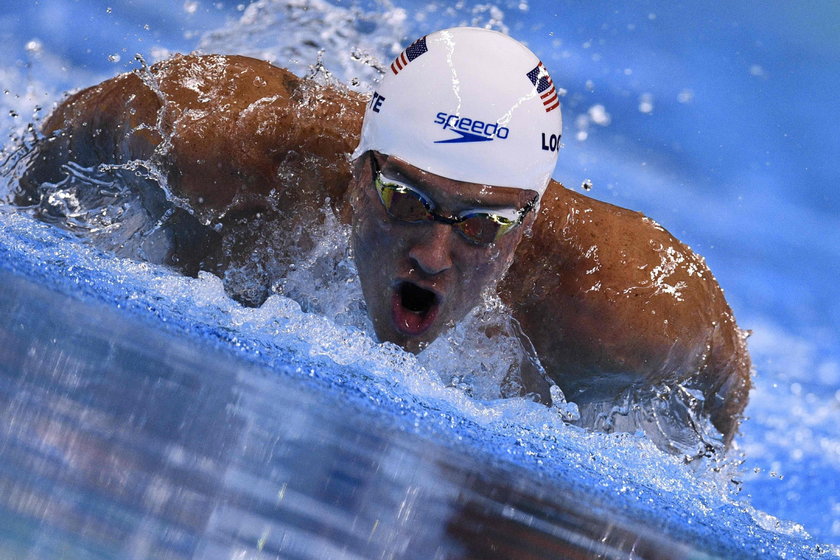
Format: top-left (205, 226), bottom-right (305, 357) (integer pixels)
top-left (196, 0), bottom-right (409, 91)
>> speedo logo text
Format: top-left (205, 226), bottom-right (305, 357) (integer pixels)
top-left (433, 112), bottom-right (510, 144)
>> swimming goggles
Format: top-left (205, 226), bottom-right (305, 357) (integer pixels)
top-left (370, 156), bottom-right (536, 245)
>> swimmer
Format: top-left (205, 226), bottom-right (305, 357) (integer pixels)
top-left (14, 28), bottom-right (750, 453)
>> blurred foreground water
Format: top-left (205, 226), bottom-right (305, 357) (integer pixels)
top-left (0, 264), bottom-right (721, 559)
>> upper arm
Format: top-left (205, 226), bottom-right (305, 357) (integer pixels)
top-left (499, 181), bottom-right (750, 440)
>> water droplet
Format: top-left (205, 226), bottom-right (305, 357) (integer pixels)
top-left (144, 24), bottom-right (150, 31)
top-left (677, 89), bottom-right (694, 104)
top-left (25, 39), bottom-right (43, 54)
top-left (638, 93), bottom-right (654, 114)
top-left (581, 179), bottom-right (593, 191)
top-left (184, 1), bottom-right (199, 14)
top-left (588, 104), bottom-right (611, 126)
top-left (108, 53), bottom-right (121, 63)
top-left (106, 6), bottom-right (112, 13)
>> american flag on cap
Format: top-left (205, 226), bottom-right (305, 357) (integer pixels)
top-left (391, 36), bottom-right (429, 75)
top-left (526, 62), bottom-right (560, 113)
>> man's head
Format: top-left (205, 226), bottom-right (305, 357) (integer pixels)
top-left (348, 27), bottom-right (562, 352)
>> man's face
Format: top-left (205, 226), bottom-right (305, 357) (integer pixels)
top-left (349, 152), bottom-right (538, 353)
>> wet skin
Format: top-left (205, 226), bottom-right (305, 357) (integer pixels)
top-left (348, 152), bottom-right (537, 353)
top-left (17, 54), bottom-right (751, 445)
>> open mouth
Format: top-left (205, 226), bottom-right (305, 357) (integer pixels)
top-left (391, 281), bottom-right (440, 336)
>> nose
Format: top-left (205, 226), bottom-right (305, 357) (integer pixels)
top-left (408, 222), bottom-right (455, 276)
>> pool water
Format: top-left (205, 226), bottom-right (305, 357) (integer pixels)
top-left (1, 266), bottom-right (718, 559)
top-left (1, 0), bottom-right (839, 557)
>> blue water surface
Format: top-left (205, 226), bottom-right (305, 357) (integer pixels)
top-left (1, 0), bottom-right (839, 553)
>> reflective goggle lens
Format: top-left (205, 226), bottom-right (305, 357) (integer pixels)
top-left (456, 213), bottom-right (515, 245)
top-left (374, 169), bottom-right (529, 245)
top-left (378, 183), bottom-right (434, 223)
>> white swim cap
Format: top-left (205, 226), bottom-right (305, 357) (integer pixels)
top-left (352, 27), bottom-right (562, 196)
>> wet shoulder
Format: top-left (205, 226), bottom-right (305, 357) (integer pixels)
top-left (154, 55), bottom-right (364, 211)
top-left (518, 180), bottom-right (719, 310)
top-left (500, 180), bottom-right (738, 386)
